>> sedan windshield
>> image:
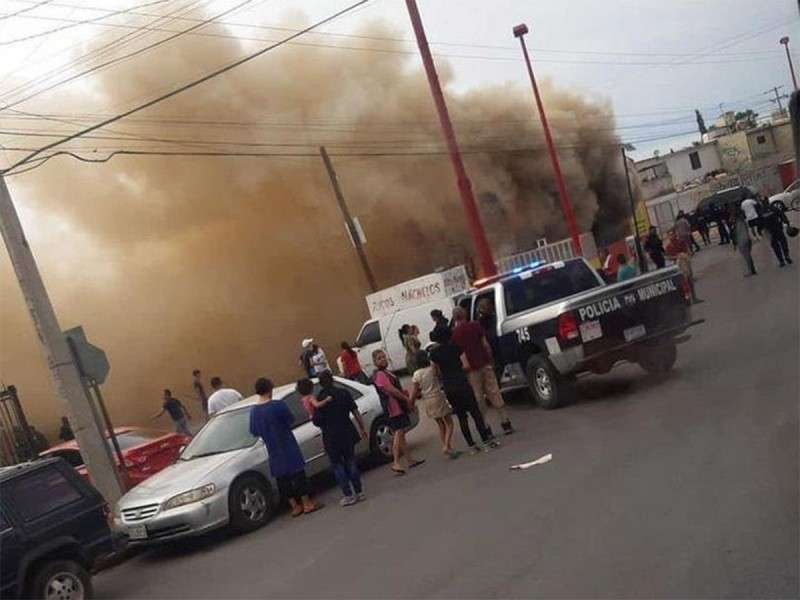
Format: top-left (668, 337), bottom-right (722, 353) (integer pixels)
top-left (181, 407), bottom-right (257, 460)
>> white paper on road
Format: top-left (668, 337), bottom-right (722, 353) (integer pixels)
top-left (509, 453), bottom-right (552, 470)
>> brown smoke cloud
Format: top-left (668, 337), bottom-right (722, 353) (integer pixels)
top-left (0, 16), bottom-right (629, 437)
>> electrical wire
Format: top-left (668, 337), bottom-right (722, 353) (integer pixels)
top-left (1, 0), bottom-right (372, 174)
top-left (0, 0), bottom-right (52, 22)
top-left (2, 0), bottom-right (786, 58)
top-left (0, 0), bottom-right (215, 105)
top-left (0, 0), bottom-right (260, 112)
top-left (0, 0), bottom-right (172, 46)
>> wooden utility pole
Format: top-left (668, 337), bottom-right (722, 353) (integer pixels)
top-left (319, 147), bottom-right (377, 292)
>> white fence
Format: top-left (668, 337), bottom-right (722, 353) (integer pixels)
top-left (496, 233), bottom-right (598, 274)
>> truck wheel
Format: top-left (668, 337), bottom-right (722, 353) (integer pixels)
top-left (638, 341), bottom-right (677, 374)
top-left (228, 476), bottom-right (272, 534)
top-left (526, 355), bottom-right (567, 409)
top-left (29, 559), bottom-right (92, 600)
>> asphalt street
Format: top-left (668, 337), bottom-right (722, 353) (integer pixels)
top-left (96, 236), bottom-right (799, 599)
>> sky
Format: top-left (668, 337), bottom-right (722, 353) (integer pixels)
top-left (0, 0), bottom-right (797, 161)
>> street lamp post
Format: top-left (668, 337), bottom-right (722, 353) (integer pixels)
top-left (513, 23), bottom-right (582, 256)
top-left (780, 36), bottom-right (798, 91)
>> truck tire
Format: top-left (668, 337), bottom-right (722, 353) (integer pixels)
top-left (228, 476), bottom-right (272, 534)
top-left (526, 355), bottom-right (568, 409)
top-left (29, 559), bottom-right (92, 600)
top-left (638, 340), bottom-right (677, 374)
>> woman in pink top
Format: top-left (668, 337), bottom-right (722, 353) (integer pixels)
top-left (371, 350), bottom-right (424, 475)
top-left (297, 378), bottom-right (330, 419)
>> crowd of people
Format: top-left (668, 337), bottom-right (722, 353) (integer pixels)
top-left (247, 303), bottom-right (519, 513)
top-left (601, 189), bottom-right (795, 299)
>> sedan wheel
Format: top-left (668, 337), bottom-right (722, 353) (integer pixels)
top-left (229, 476), bottom-right (272, 533)
top-left (369, 417), bottom-right (394, 463)
top-left (240, 485), bottom-right (267, 523)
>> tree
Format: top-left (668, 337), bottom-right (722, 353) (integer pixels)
top-left (695, 109), bottom-right (707, 135)
top-left (734, 109), bottom-right (758, 127)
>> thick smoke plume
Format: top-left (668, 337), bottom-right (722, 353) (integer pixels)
top-left (0, 17), bottom-right (628, 435)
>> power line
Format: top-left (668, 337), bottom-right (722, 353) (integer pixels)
top-left (0, 8), bottom-right (787, 67)
top-left (0, 0), bottom-right (172, 46)
top-left (1, 0), bottom-right (372, 174)
top-left (0, 0), bottom-right (261, 112)
top-left (0, 0), bottom-right (52, 22)
top-left (0, 0), bottom-right (216, 105)
top-left (2, 0), bottom-right (784, 58)
top-left (1, 128), bottom-right (704, 176)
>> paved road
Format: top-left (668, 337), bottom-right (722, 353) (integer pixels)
top-left (96, 239), bottom-right (799, 599)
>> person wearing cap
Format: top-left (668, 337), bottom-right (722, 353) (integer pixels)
top-left (299, 338), bottom-right (330, 378)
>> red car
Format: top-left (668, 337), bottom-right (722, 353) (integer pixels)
top-left (40, 427), bottom-right (191, 489)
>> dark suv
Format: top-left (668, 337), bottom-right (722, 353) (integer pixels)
top-left (0, 458), bottom-right (116, 599)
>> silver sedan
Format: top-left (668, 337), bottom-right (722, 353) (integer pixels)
top-left (113, 377), bottom-right (416, 544)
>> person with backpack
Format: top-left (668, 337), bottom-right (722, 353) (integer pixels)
top-left (371, 349), bottom-right (424, 475)
top-left (314, 371), bottom-right (368, 506)
top-left (759, 196), bottom-right (793, 267)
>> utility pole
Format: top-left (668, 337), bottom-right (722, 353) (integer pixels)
top-left (513, 23), bottom-right (582, 256)
top-left (764, 85), bottom-right (788, 115)
top-left (0, 175), bottom-right (123, 503)
top-left (405, 0), bottom-right (497, 278)
top-left (780, 36), bottom-right (798, 91)
top-left (319, 147), bottom-right (377, 292)
top-left (621, 144), bottom-right (647, 274)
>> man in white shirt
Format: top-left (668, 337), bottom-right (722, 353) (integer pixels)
top-left (207, 377), bottom-right (244, 415)
top-left (740, 194), bottom-right (762, 240)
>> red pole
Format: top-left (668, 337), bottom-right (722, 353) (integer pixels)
top-left (405, 0), bottom-right (497, 277)
top-left (513, 25), bottom-right (582, 256)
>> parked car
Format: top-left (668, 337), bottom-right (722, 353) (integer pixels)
top-left (458, 257), bottom-right (698, 408)
top-left (0, 458), bottom-right (117, 599)
top-left (113, 377), bottom-right (416, 544)
top-left (40, 427), bottom-right (191, 489)
top-left (768, 179), bottom-right (800, 212)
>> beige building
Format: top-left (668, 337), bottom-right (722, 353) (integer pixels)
top-left (716, 118), bottom-right (793, 172)
top-left (635, 141), bottom-right (722, 201)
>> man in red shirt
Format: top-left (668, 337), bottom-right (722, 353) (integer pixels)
top-left (451, 307), bottom-right (514, 436)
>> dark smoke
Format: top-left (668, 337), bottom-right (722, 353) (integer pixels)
top-left (0, 17), bottom-right (629, 435)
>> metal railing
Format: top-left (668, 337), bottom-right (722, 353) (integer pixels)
top-left (496, 238), bottom-right (576, 273)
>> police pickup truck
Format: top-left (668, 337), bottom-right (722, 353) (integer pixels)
top-left (459, 257), bottom-right (696, 409)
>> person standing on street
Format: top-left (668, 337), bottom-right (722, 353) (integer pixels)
top-left (675, 211), bottom-right (696, 255)
top-left (732, 207), bottom-right (758, 276)
top-left (207, 377), bottom-right (243, 415)
top-left (192, 369), bottom-right (208, 419)
top-left (430, 309), bottom-right (451, 341)
top-left (249, 377), bottom-right (321, 517)
top-left (712, 205), bottom-right (731, 245)
top-left (411, 350), bottom-right (458, 459)
top-left (152, 389), bottom-right (192, 437)
top-left (697, 212), bottom-right (712, 246)
top-left (402, 325), bottom-right (422, 374)
top-left (336, 341), bottom-right (369, 384)
top-left (315, 371), bottom-right (368, 506)
top-left (644, 226), bottom-right (666, 269)
top-left (429, 327), bottom-right (495, 454)
top-left (741, 192), bottom-right (762, 240)
top-left (666, 230), bottom-right (702, 303)
top-left (308, 340), bottom-right (331, 377)
top-left (299, 339), bottom-right (315, 377)
top-left (759, 197), bottom-right (793, 267)
top-left (451, 307), bottom-right (513, 436)
top-left (616, 254), bottom-right (637, 282)
top-left (372, 349), bottom-right (424, 475)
